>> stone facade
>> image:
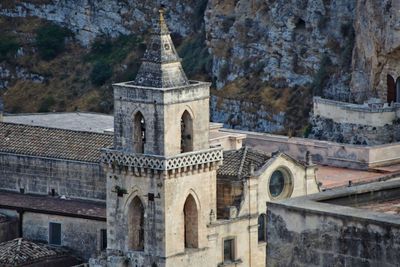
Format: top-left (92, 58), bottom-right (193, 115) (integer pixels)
top-left (266, 179), bottom-right (400, 267)
top-left (0, 153), bottom-right (106, 201)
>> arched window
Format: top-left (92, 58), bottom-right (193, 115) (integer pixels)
top-left (184, 194), bottom-right (198, 248)
top-left (128, 196), bottom-right (144, 250)
top-left (387, 74), bottom-right (396, 104)
top-left (258, 214), bottom-right (266, 242)
top-left (396, 77), bottom-right (400, 103)
top-left (133, 112), bottom-right (145, 153)
top-left (180, 110), bottom-right (193, 153)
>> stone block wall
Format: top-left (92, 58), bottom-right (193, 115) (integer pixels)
top-left (266, 202), bottom-right (400, 267)
top-left (22, 212), bottom-right (106, 260)
top-left (0, 153), bottom-right (106, 200)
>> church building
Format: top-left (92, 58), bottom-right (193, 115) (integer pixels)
top-left (90, 8), bottom-right (319, 267)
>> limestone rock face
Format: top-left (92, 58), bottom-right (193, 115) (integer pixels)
top-left (0, 0), bottom-right (199, 45)
top-left (204, 0), bottom-right (355, 88)
top-left (351, 0), bottom-right (400, 102)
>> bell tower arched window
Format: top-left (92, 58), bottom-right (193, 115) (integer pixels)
top-left (180, 110), bottom-right (193, 153)
top-left (184, 194), bottom-right (198, 248)
top-left (128, 196), bottom-right (145, 251)
top-left (133, 112), bottom-right (146, 153)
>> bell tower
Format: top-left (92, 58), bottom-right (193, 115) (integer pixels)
top-left (100, 7), bottom-right (222, 267)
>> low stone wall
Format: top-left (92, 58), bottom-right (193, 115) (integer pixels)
top-left (313, 97), bottom-right (397, 127)
top-left (0, 153), bottom-right (106, 201)
top-left (221, 128), bottom-right (400, 170)
top-left (266, 180), bottom-right (400, 267)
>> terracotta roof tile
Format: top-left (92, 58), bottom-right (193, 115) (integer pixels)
top-left (218, 146), bottom-right (271, 180)
top-left (0, 238), bottom-right (65, 266)
top-left (0, 122), bottom-right (113, 162)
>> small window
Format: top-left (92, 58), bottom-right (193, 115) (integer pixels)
top-left (223, 238), bottom-right (235, 263)
top-left (100, 229), bottom-right (107, 250)
top-left (49, 222), bottom-right (61, 245)
top-left (258, 214), bottom-right (266, 242)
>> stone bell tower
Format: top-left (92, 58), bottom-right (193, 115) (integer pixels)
top-left (98, 7), bottom-right (222, 267)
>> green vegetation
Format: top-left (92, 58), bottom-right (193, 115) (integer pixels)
top-left (36, 23), bottom-right (72, 60)
top-left (90, 60), bottom-right (113, 86)
top-left (38, 95), bottom-right (56, 112)
top-left (178, 32), bottom-right (212, 78)
top-left (86, 34), bottom-right (143, 65)
top-left (0, 35), bottom-right (19, 61)
top-left (311, 55), bottom-right (334, 96)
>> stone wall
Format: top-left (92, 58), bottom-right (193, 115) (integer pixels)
top-left (0, 153), bottom-right (106, 201)
top-left (22, 212), bottom-right (106, 260)
top-left (266, 181), bottom-right (400, 267)
top-left (313, 97), bottom-right (397, 127)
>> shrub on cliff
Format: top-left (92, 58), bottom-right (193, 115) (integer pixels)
top-left (0, 35), bottom-right (19, 61)
top-left (36, 23), bottom-right (72, 60)
top-left (90, 60), bottom-right (113, 86)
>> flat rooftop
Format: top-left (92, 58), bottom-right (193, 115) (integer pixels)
top-left (4, 112), bottom-right (114, 134)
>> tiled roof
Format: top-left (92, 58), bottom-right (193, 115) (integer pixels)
top-left (0, 238), bottom-right (66, 266)
top-left (0, 190), bottom-right (106, 221)
top-left (0, 122), bottom-right (113, 162)
top-left (218, 146), bottom-right (271, 180)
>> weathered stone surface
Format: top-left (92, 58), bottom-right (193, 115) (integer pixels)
top-left (351, 0), bottom-right (400, 102)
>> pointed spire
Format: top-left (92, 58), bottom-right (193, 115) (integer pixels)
top-left (133, 6), bottom-right (189, 88)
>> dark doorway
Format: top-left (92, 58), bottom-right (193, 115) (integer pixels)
top-left (387, 74), bottom-right (396, 104)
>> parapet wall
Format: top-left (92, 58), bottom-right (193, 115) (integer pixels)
top-left (313, 97), bottom-right (397, 127)
top-left (221, 128), bottom-right (400, 170)
top-left (0, 153), bottom-right (106, 200)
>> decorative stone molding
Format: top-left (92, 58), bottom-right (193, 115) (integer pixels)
top-left (101, 147), bottom-right (223, 172)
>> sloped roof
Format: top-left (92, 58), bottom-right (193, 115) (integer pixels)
top-left (0, 122), bottom-right (113, 162)
top-left (0, 238), bottom-right (66, 266)
top-left (218, 146), bottom-right (272, 180)
top-left (0, 190), bottom-right (106, 221)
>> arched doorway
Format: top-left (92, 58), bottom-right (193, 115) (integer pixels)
top-left (183, 194), bottom-right (198, 248)
top-left (128, 196), bottom-right (145, 250)
top-left (133, 111), bottom-right (146, 153)
top-left (387, 74), bottom-right (396, 104)
top-left (180, 110), bottom-right (193, 153)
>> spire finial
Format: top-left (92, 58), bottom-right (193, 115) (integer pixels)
top-left (158, 4), bottom-right (169, 34)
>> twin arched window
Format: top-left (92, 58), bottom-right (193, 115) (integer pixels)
top-left (132, 110), bottom-right (194, 154)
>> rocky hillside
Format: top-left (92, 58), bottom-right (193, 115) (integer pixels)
top-left (1, 0), bottom-right (396, 136)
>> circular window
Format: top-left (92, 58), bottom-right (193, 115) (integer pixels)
top-left (164, 43), bottom-right (170, 50)
top-left (268, 168), bottom-right (293, 199)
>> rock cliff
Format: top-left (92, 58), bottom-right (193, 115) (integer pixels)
top-left (1, 0), bottom-right (398, 136)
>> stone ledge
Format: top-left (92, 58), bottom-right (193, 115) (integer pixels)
top-left (101, 147), bottom-right (223, 172)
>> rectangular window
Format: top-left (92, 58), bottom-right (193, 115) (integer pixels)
top-left (223, 238), bottom-right (235, 262)
top-left (100, 229), bottom-right (107, 250)
top-left (49, 222), bottom-right (61, 245)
